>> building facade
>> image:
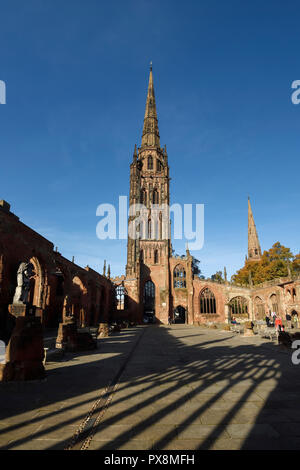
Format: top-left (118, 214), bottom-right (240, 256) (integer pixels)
top-left (0, 200), bottom-right (114, 339)
top-left (112, 67), bottom-right (300, 326)
top-left (0, 68), bottom-right (299, 333)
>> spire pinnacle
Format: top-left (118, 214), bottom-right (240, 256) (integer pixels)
top-left (141, 66), bottom-right (160, 148)
top-left (133, 144), bottom-right (137, 162)
top-left (248, 198), bottom-right (262, 261)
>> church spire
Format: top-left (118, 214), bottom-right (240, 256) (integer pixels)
top-left (141, 63), bottom-right (160, 148)
top-left (248, 197), bottom-right (262, 261)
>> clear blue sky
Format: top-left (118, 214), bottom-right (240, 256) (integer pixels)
top-left (1, 0), bottom-right (300, 279)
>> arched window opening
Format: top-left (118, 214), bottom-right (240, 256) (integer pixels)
top-left (254, 296), bottom-right (265, 319)
top-left (270, 294), bottom-right (278, 315)
top-left (56, 275), bottom-right (64, 296)
top-left (154, 250), bottom-right (158, 264)
top-left (157, 159), bottom-right (162, 172)
top-left (200, 288), bottom-right (216, 314)
top-left (116, 285), bottom-right (127, 310)
top-left (28, 257), bottom-right (43, 308)
top-left (152, 189), bottom-right (159, 204)
top-left (229, 296), bottom-right (248, 316)
top-left (143, 280), bottom-right (155, 315)
top-left (148, 155), bottom-right (153, 170)
top-left (174, 264), bottom-right (186, 288)
top-left (159, 212), bottom-right (163, 239)
top-left (147, 219), bottom-right (152, 239)
top-left (140, 188), bottom-right (147, 205)
top-left (292, 288), bottom-right (296, 302)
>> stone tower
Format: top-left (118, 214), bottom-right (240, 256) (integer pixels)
top-left (126, 64), bottom-right (171, 322)
top-left (247, 197), bottom-right (262, 261)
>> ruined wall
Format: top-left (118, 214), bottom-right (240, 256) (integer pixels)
top-left (251, 277), bottom-right (300, 320)
top-left (192, 279), bottom-right (227, 324)
top-left (0, 201), bottom-right (114, 328)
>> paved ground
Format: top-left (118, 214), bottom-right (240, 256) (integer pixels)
top-left (1, 325), bottom-right (300, 450)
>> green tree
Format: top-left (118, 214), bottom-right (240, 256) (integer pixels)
top-left (232, 242), bottom-right (296, 286)
top-left (192, 257), bottom-right (205, 278)
top-left (210, 271), bottom-right (224, 283)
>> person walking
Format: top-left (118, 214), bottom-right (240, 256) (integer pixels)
top-left (286, 312), bottom-right (292, 329)
top-left (275, 316), bottom-right (283, 332)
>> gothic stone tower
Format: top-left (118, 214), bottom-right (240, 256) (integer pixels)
top-left (126, 65), bottom-right (171, 324)
top-left (247, 197), bottom-right (262, 261)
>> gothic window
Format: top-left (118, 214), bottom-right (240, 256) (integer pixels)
top-left (157, 159), bottom-right (162, 172)
top-left (56, 275), bottom-right (64, 296)
top-left (174, 264), bottom-right (186, 288)
top-left (254, 296), bottom-right (265, 319)
top-left (148, 155), bottom-right (153, 170)
top-left (154, 250), bottom-right (158, 264)
top-left (144, 280), bottom-right (155, 310)
top-left (200, 288), bottom-right (216, 314)
top-left (292, 288), bottom-right (296, 302)
top-left (116, 285), bottom-right (127, 310)
top-left (159, 212), bottom-right (163, 239)
top-left (140, 188), bottom-right (146, 205)
top-left (229, 296), bottom-right (248, 316)
top-left (270, 294), bottom-right (278, 314)
top-left (152, 189), bottom-right (159, 204)
top-left (148, 219), bottom-right (152, 239)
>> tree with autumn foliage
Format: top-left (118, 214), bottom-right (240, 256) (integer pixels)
top-left (232, 242), bottom-right (300, 286)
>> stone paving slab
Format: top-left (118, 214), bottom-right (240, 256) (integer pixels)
top-left (1, 325), bottom-right (300, 450)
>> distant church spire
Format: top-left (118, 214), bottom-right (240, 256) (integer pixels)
top-left (248, 197), bottom-right (262, 261)
top-left (141, 63), bottom-right (160, 148)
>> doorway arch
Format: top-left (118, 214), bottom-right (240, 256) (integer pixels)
top-left (174, 305), bottom-right (186, 324)
top-left (143, 280), bottom-right (155, 321)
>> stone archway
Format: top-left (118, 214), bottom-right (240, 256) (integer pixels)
top-left (269, 293), bottom-right (279, 315)
top-left (71, 276), bottom-right (87, 327)
top-left (174, 305), bottom-right (186, 324)
top-left (229, 296), bottom-right (249, 318)
top-left (28, 257), bottom-right (44, 308)
top-left (143, 280), bottom-right (155, 322)
top-left (254, 296), bottom-right (265, 320)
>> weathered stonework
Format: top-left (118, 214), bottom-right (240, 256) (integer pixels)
top-left (0, 203), bottom-right (115, 338)
top-left (112, 67), bottom-right (300, 326)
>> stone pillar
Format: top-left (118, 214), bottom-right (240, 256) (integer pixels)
top-left (1, 316), bottom-right (45, 382)
top-left (56, 317), bottom-right (78, 351)
top-left (225, 304), bottom-right (230, 324)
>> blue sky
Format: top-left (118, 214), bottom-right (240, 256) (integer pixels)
top-left (0, 0), bottom-right (300, 279)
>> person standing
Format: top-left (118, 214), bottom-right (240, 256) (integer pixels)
top-left (275, 316), bottom-right (283, 332)
top-left (271, 311), bottom-right (276, 326)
